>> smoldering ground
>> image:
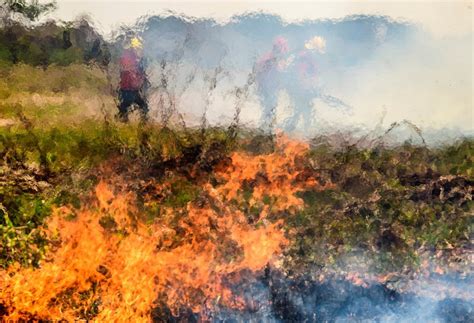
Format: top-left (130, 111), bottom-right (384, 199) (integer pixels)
top-left (152, 269), bottom-right (473, 322)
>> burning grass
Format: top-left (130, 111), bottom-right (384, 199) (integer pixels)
top-left (0, 135), bottom-right (327, 320)
top-left (0, 118), bottom-right (472, 320)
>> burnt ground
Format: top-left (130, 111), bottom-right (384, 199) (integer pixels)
top-left (152, 270), bottom-right (473, 322)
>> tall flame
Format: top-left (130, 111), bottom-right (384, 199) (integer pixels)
top-left (0, 136), bottom-right (326, 321)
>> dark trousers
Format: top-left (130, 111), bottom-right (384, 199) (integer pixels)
top-left (117, 89), bottom-right (148, 122)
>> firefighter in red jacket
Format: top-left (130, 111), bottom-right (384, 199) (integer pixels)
top-left (117, 37), bottom-right (149, 122)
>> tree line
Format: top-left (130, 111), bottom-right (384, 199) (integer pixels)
top-left (0, 0), bottom-right (110, 67)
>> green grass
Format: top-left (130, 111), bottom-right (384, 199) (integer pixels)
top-left (284, 139), bottom-right (473, 274)
top-left (0, 64), bottom-right (110, 97)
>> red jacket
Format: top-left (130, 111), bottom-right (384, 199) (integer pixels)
top-left (119, 49), bottom-right (145, 90)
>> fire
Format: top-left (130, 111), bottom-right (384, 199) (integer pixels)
top-left (216, 134), bottom-right (330, 215)
top-left (0, 136), bottom-right (325, 321)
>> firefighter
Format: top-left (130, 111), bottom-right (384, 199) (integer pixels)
top-left (284, 37), bottom-right (351, 132)
top-left (284, 48), bottom-right (319, 132)
top-left (117, 36), bottom-right (149, 122)
top-left (255, 36), bottom-right (290, 132)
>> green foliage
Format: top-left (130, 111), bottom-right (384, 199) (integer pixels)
top-left (0, 44), bottom-right (13, 66)
top-left (49, 47), bottom-right (84, 66)
top-left (16, 39), bottom-right (46, 65)
top-left (284, 140), bottom-right (473, 275)
top-left (163, 179), bottom-right (200, 208)
top-left (0, 16), bottom-right (108, 67)
top-left (0, 195), bottom-right (49, 268)
top-left (0, 64), bottom-right (110, 97)
top-left (4, 0), bottom-right (57, 21)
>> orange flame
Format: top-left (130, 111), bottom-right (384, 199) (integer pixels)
top-left (0, 136), bottom-right (326, 321)
top-left (216, 135), bottom-right (330, 215)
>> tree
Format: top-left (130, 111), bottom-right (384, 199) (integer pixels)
top-left (2, 0), bottom-right (56, 21)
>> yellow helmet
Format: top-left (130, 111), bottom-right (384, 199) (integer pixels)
top-left (129, 37), bottom-right (143, 49)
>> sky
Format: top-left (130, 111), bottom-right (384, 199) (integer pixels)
top-left (42, 1), bottom-right (473, 140)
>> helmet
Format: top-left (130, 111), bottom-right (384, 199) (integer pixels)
top-left (129, 37), bottom-right (143, 50)
top-left (304, 36), bottom-right (326, 53)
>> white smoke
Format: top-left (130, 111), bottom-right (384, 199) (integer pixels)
top-left (137, 13), bottom-right (472, 144)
